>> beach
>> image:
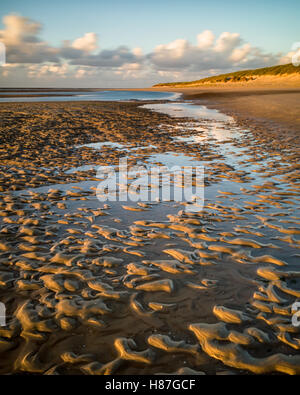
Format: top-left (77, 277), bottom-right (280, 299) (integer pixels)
top-left (0, 93), bottom-right (299, 375)
top-left (148, 79), bottom-right (300, 135)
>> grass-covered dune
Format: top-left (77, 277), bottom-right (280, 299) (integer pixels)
top-left (153, 63), bottom-right (300, 87)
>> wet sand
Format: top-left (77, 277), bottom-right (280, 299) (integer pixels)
top-left (149, 84), bottom-right (300, 135)
top-left (0, 99), bottom-right (299, 375)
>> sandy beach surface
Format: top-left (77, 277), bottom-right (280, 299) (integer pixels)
top-left (149, 79), bottom-right (300, 135)
top-left (0, 94), bottom-right (299, 375)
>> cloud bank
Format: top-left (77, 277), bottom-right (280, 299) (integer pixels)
top-left (0, 14), bottom-right (294, 87)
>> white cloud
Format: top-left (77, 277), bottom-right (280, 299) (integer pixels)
top-left (0, 14), bottom-right (41, 45)
top-left (28, 63), bottom-right (70, 78)
top-left (197, 30), bottom-right (215, 49)
top-left (69, 46), bottom-right (141, 67)
top-left (155, 39), bottom-right (189, 58)
top-left (0, 14), bottom-right (59, 63)
top-left (72, 32), bottom-right (99, 53)
top-left (0, 13), bottom-right (290, 87)
top-left (230, 43), bottom-right (252, 63)
top-left (132, 47), bottom-right (143, 57)
top-left (214, 32), bottom-right (241, 53)
top-left (149, 31), bottom-right (281, 73)
top-left (115, 62), bottom-right (144, 79)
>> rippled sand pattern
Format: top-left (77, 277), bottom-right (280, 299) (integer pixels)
top-left (0, 101), bottom-right (299, 375)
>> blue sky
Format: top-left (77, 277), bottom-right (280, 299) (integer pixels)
top-left (0, 0), bottom-right (299, 87)
top-left (1, 0), bottom-right (299, 53)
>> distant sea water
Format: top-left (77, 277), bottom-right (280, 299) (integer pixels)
top-left (0, 90), bottom-right (181, 103)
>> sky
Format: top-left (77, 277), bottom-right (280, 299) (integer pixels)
top-left (0, 0), bottom-right (299, 87)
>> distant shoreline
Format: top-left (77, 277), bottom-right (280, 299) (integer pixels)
top-left (148, 84), bottom-right (300, 137)
top-left (1, 84), bottom-right (299, 136)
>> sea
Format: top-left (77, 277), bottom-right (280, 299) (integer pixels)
top-left (0, 90), bottom-right (180, 103)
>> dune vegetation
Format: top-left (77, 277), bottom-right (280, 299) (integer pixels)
top-left (154, 63), bottom-right (300, 87)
